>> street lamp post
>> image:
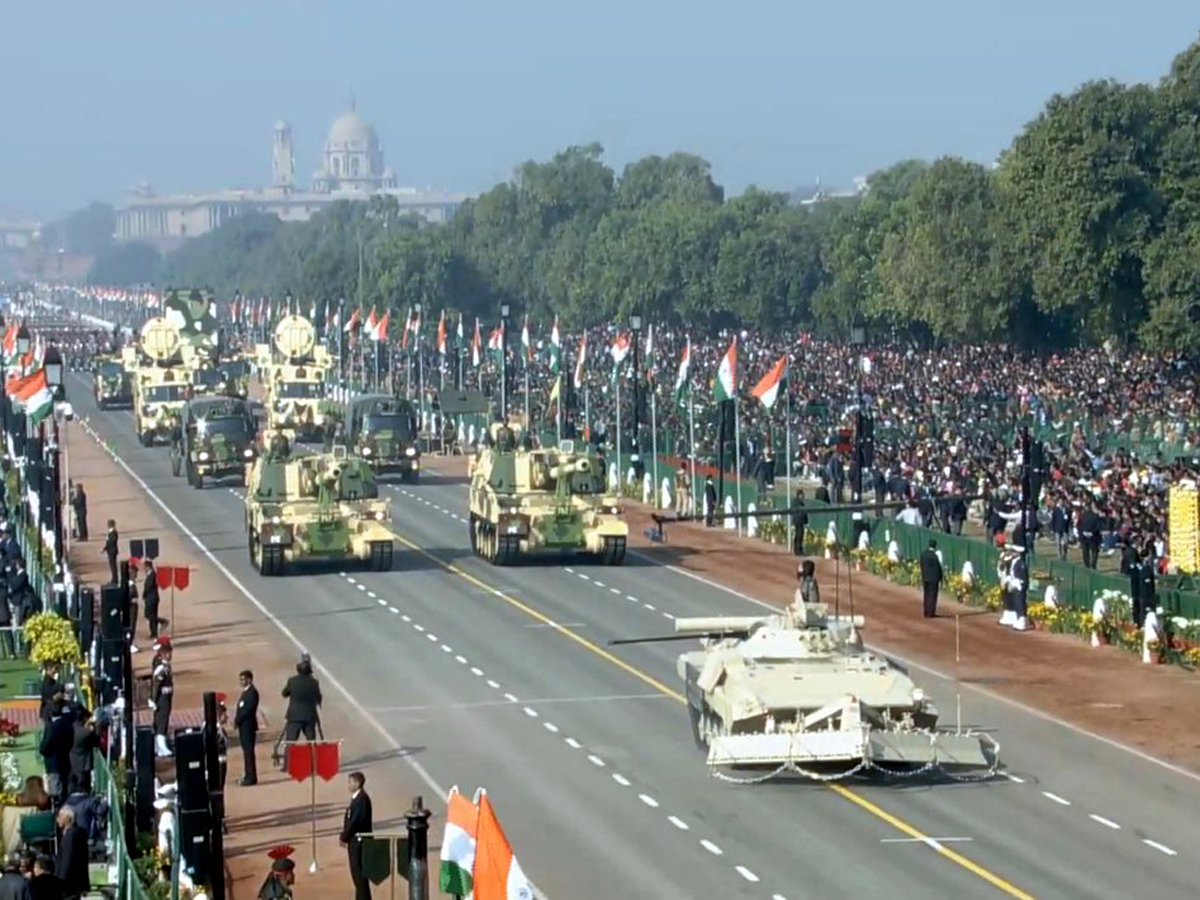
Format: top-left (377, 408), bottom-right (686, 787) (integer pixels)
top-left (499, 303), bottom-right (510, 420)
top-left (630, 313), bottom-right (642, 472)
top-left (44, 344), bottom-right (64, 402)
top-left (16, 324), bottom-right (31, 374)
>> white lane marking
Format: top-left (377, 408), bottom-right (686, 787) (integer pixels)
top-left (626, 595), bottom-right (638, 603)
top-left (486, 679), bottom-right (500, 689)
top-left (470, 667), bottom-right (483, 676)
top-left (1089, 814), bottom-right (1120, 830)
top-left (413, 624), bottom-right (425, 632)
top-left (367, 591), bottom-right (377, 598)
top-left (592, 580), bottom-right (606, 588)
top-left (668, 816), bottom-right (689, 831)
top-left (1041, 791), bottom-right (1071, 806)
top-left (1005, 773), bottom-right (1025, 784)
top-left (576, 573), bottom-right (590, 581)
top-left (735, 866), bottom-right (759, 883)
top-left (401, 614), bottom-right (411, 622)
top-left (565, 738), bottom-right (582, 749)
top-left (441, 644), bottom-right (453, 652)
top-left (637, 549), bottom-right (1200, 786)
top-left (587, 754), bottom-right (605, 767)
top-left (426, 633), bottom-right (438, 642)
top-left (388, 607), bottom-right (399, 614)
top-left (523, 707), bottom-right (539, 718)
top-left (455, 656), bottom-right (468, 664)
top-left (700, 840), bottom-right (723, 856)
top-left (1143, 839), bottom-right (1177, 856)
top-left (881, 837), bottom-right (973, 844)
top-left (610, 587), bottom-right (621, 594)
top-left (773, 895), bottom-right (788, 900)
top-left (662, 612), bottom-right (675, 620)
top-left (612, 774), bottom-right (630, 786)
top-left (564, 567), bottom-right (575, 574)
top-left (638, 794), bottom-right (659, 808)
top-left (543, 722), bottom-right (559, 733)
top-left (346, 577), bottom-right (358, 584)
top-left (643, 603), bottom-right (656, 611)
top-left (377, 599), bottom-right (387, 606)
top-left (504, 693), bottom-right (519, 703)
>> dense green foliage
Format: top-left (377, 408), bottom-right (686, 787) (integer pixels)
top-left (90, 36), bottom-right (1200, 351)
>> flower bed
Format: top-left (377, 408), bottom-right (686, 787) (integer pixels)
top-left (23, 612), bottom-right (81, 667)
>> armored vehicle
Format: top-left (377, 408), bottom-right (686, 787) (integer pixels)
top-left (342, 393), bottom-right (420, 481)
top-left (468, 428), bottom-right (627, 565)
top-left (661, 603), bottom-right (993, 776)
top-left (244, 442), bottom-right (394, 576)
top-left (131, 317), bottom-right (191, 446)
top-left (258, 316), bottom-right (332, 442)
top-left (171, 396), bottom-right (257, 488)
top-left (93, 357), bottom-right (133, 409)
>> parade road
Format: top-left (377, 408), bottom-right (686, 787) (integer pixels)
top-left (69, 371), bottom-right (1200, 899)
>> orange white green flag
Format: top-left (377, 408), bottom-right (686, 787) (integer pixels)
top-left (438, 787), bottom-right (478, 897)
top-left (8, 369), bottom-right (53, 424)
top-left (750, 355), bottom-right (788, 410)
top-left (473, 791), bottom-right (533, 900)
top-left (713, 336), bottom-right (737, 401)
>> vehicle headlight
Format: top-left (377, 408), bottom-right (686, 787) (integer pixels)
top-left (505, 507), bottom-right (519, 515)
top-left (314, 413), bottom-right (324, 425)
top-left (405, 447), bottom-right (417, 457)
top-left (610, 506), bottom-right (621, 515)
top-left (374, 510), bottom-right (385, 521)
top-left (361, 446), bottom-right (372, 457)
top-left (270, 516), bottom-right (282, 524)
top-left (912, 688), bottom-right (925, 704)
top-left (243, 448), bottom-right (254, 459)
top-left (198, 450), bottom-right (210, 461)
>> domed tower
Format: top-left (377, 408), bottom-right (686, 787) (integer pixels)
top-left (272, 120), bottom-right (295, 190)
top-left (312, 104), bottom-right (396, 193)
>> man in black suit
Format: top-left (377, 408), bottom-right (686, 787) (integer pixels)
top-left (919, 540), bottom-right (944, 618)
top-left (71, 484), bottom-right (88, 543)
top-left (281, 657), bottom-right (322, 741)
top-left (141, 561), bottom-right (161, 640)
top-left (339, 771), bottom-right (373, 900)
top-left (790, 489), bottom-right (808, 556)
top-left (703, 477), bottom-right (717, 527)
top-left (39, 702), bottom-right (74, 805)
top-left (235, 669), bottom-right (260, 786)
top-left (1078, 504), bottom-right (1101, 569)
top-left (53, 805), bottom-right (89, 899)
top-left (102, 520), bottom-right (119, 585)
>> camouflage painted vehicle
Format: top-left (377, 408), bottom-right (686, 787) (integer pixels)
top-left (170, 396), bottom-right (257, 488)
top-left (257, 316), bottom-right (332, 442)
top-left (190, 358), bottom-right (251, 399)
top-left (130, 317), bottom-right (191, 446)
top-left (468, 427), bottom-right (627, 565)
top-left (162, 287), bottom-right (221, 362)
top-left (342, 393), bottom-right (420, 481)
top-left (93, 356), bottom-right (133, 409)
top-left (244, 440), bottom-right (394, 576)
top-left (658, 603), bottom-right (994, 777)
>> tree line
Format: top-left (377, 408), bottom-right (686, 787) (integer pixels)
top-left (89, 35), bottom-right (1200, 352)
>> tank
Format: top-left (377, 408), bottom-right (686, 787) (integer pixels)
top-left (260, 316), bottom-right (332, 442)
top-left (171, 396), bottom-right (257, 488)
top-left (244, 443), bottom-right (394, 576)
top-left (468, 428), bottom-right (627, 565)
top-left (668, 603), bottom-right (995, 776)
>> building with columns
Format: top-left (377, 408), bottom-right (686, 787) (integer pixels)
top-left (116, 107), bottom-right (466, 250)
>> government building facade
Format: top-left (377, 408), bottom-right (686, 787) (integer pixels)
top-left (115, 108), bottom-right (468, 249)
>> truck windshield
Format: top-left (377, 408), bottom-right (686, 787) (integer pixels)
top-left (195, 416), bottom-right (248, 439)
top-left (363, 414), bottom-right (413, 440)
top-left (277, 382), bottom-right (322, 399)
top-left (98, 363), bottom-right (124, 378)
top-left (146, 385), bottom-right (187, 402)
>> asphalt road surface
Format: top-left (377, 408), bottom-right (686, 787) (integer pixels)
top-left (68, 372), bottom-right (1200, 899)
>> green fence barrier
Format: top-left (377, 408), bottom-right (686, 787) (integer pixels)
top-left (95, 752), bottom-right (164, 900)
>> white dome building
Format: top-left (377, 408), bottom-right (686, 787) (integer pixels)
top-left (312, 106), bottom-right (396, 193)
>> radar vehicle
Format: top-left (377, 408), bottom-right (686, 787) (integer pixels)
top-left (244, 440), bottom-right (394, 576)
top-left (341, 393), bottom-right (420, 481)
top-left (637, 602), bottom-right (994, 776)
top-left (468, 426), bottom-right (627, 565)
top-left (93, 356), bottom-right (133, 409)
top-left (129, 317), bottom-right (191, 446)
top-left (257, 315), bottom-right (332, 442)
top-left (171, 396), bottom-right (257, 488)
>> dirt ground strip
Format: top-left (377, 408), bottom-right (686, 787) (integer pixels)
top-left (66, 417), bottom-right (437, 900)
top-left (428, 454), bottom-right (1200, 774)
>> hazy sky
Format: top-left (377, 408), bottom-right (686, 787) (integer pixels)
top-left (2, 1), bottom-right (1197, 218)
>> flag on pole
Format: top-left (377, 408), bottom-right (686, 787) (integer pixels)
top-left (644, 324), bottom-right (656, 382)
top-left (438, 788), bottom-right (478, 897)
top-left (457, 313), bottom-right (465, 349)
top-left (1, 325), bottom-right (17, 367)
top-left (713, 336), bottom-right (737, 401)
top-left (488, 325), bottom-right (504, 356)
top-left (364, 308), bottom-right (378, 337)
top-left (472, 318), bottom-right (482, 367)
top-left (549, 317), bottom-right (561, 375)
top-left (610, 333), bottom-right (630, 365)
top-left (437, 310), bottom-right (447, 356)
top-left (573, 333), bottom-right (587, 390)
top-left (343, 308), bottom-right (361, 333)
top-left (750, 355), bottom-right (788, 410)
top-left (8, 369), bottom-right (53, 424)
top-left (674, 337), bottom-right (691, 405)
top-left (473, 791), bottom-right (534, 900)
top-left (368, 310), bottom-right (389, 342)
top-left (520, 316), bottom-right (532, 363)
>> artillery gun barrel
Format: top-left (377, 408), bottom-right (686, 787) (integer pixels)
top-left (609, 632), bottom-right (744, 646)
top-left (549, 458), bottom-right (591, 479)
top-left (674, 615), bottom-right (765, 634)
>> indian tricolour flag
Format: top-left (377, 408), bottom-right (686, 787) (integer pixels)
top-left (473, 791), bottom-right (533, 900)
top-left (713, 336), bottom-right (737, 401)
top-left (8, 369), bottom-right (53, 424)
top-left (438, 787), bottom-right (478, 897)
top-left (674, 337), bottom-right (690, 405)
top-left (573, 333), bottom-right (587, 389)
top-left (750, 355), bottom-right (788, 410)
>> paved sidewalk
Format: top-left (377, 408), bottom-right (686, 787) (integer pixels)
top-left (67, 417), bottom-right (436, 900)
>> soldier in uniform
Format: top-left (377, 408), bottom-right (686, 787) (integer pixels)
top-left (150, 637), bottom-right (174, 757)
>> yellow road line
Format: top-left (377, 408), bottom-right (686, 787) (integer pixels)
top-left (394, 533), bottom-right (1036, 900)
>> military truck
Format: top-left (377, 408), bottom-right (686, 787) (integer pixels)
top-left (342, 393), bottom-right (420, 481)
top-left (93, 356), bottom-right (133, 409)
top-left (244, 441), bottom-right (394, 576)
top-left (257, 315), bottom-right (332, 442)
top-left (171, 396), bottom-right (257, 488)
top-left (468, 427), bottom-right (627, 565)
top-left (130, 317), bottom-right (191, 446)
top-left (191, 358), bottom-right (251, 399)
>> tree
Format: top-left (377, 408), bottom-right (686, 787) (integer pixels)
top-left (88, 241), bottom-right (162, 286)
top-left (615, 153), bottom-right (724, 208)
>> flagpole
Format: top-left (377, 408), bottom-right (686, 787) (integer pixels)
top-left (785, 376), bottom-right (792, 551)
top-left (615, 377), bottom-right (622, 491)
top-left (651, 390), bottom-right (659, 509)
top-left (584, 381), bottom-right (590, 441)
top-left (523, 366), bottom-right (529, 430)
top-left (733, 394), bottom-right (742, 535)
top-left (688, 390), bottom-right (697, 516)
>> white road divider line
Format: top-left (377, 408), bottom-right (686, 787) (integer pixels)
top-left (1005, 774), bottom-right (1025, 784)
top-left (1142, 839), bottom-right (1177, 856)
top-left (1041, 791), bottom-right (1071, 806)
top-left (587, 754), bottom-right (606, 767)
top-left (668, 816), bottom-right (689, 831)
top-left (700, 840), bottom-right (723, 856)
top-left (565, 738), bottom-right (581, 749)
top-left (388, 608), bottom-right (399, 615)
top-left (523, 707), bottom-right (539, 718)
top-left (426, 634), bottom-right (438, 642)
top-left (377, 599), bottom-right (387, 606)
top-left (455, 656), bottom-right (467, 664)
top-left (413, 624), bottom-right (425, 632)
top-left (612, 774), bottom-right (630, 787)
top-left (504, 693), bottom-right (519, 703)
top-left (401, 614), bottom-right (411, 622)
top-left (638, 794), bottom-right (659, 808)
top-left (486, 680), bottom-right (500, 689)
top-left (543, 722), bottom-right (559, 733)
top-left (1088, 814), bottom-right (1120, 830)
top-left (610, 587), bottom-right (621, 594)
top-left (470, 667), bottom-right (483, 677)
top-left (441, 644), bottom-right (453, 653)
top-left (735, 866), bottom-right (759, 883)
